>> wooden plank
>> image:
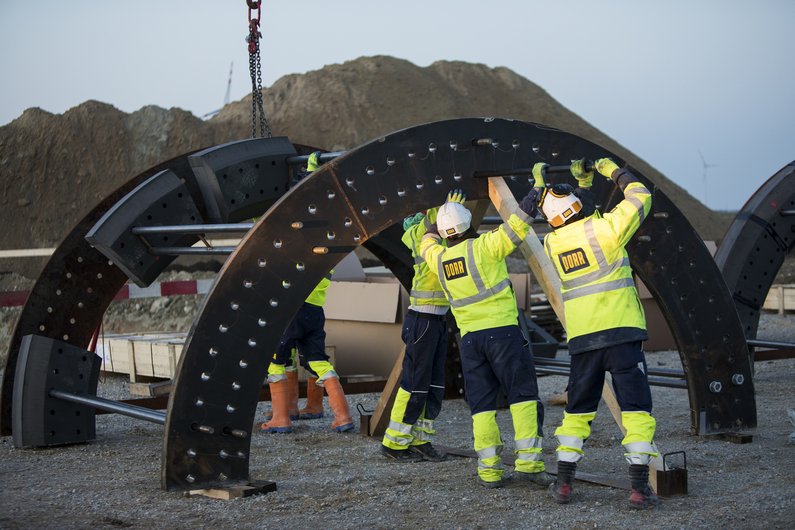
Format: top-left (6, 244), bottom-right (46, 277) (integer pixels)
top-left (488, 178), bottom-right (665, 493)
top-left (488, 177), bottom-right (565, 327)
top-left (188, 480), bottom-right (277, 500)
top-left (367, 347), bottom-right (405, 437)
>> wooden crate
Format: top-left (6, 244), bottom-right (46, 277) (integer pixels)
top-left (99, 333), bottom-right (186, 382)
top-left (763, 284), bottom-right (795, 314)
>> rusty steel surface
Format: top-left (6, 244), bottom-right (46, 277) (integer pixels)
top-left (714, 161), bottom-right (795, 339)
top-left (0, 151), bottom-right (204, 436)
top-left (163, 118), bottom-right (755, 491)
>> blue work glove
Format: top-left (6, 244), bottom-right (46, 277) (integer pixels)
top-left (519, 189), bottom-right (540, 218)
top-left (570, 158), bottom-right (594, 188)
top-left (307, 151), bottom-right (322, 172)
top-left (403, 212), bottom-right (426, 231)
top-left (446, 189), bottom-right (466, 204)
top-left (594, 158), bottom-right (620, 180)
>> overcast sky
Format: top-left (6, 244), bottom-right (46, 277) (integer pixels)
top-left (1, 0), bottom-right (793, 211)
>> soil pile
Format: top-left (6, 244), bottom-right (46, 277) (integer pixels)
top-left (0, 56), bottom-right (726, 280)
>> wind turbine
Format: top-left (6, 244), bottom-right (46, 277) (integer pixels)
top-left (698, 149), bottom-right (718, 206)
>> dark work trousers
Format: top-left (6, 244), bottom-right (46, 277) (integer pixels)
top-left (566, 341), bottom-right (653, 414)
top-left (400, 309), bottom-right (448, 425)
top-left (273, 303), bottom-right (328, 376)
top-left (460, 324), bottom-right (543, 423)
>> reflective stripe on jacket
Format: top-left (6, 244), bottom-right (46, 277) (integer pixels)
top-left (305, 271), bottom-right (334, 307)
top-left (419, 211), bottom-right (532, 335)
top-left (403, 208), bottom-right (450, 309)
top-left (543, 181), bottom-right (652, 353)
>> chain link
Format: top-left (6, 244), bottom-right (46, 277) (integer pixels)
top-left (246, 3), bottom-right (272, 139)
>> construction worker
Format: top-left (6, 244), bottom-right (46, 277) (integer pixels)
top-left (419, 189), bottom-right (553, 489)
top-left (537, 158), bottom-right (660, 509)
top-left (261, 151), bottom-right (355, 434)
top-left (380, 200), bottom-right (452, 463)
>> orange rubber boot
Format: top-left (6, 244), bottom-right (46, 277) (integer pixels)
top-left (299, 376), bottom-right (325, 419)
top-left (261, 380), bottom-right (293, 433)
top-left (286, 370), bottom-right (299, 420)
top-left (323, 376), bottom-right (354, 432)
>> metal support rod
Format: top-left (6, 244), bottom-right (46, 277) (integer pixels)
top-left (285, 151), bottom-right (345, 165)
top-left (49, 390), bottom-right (166, 425)
top-left (149, 246), bottom-right (236, 256)
top-left (132, 223), bottom-right (254, 236)
top-left (535, 367), bottom-right (687, 389)
top-left (535, 356), bottom-right (685, 378)
top-left (779, 209), bottom-right (795, 216)
top-left (473, 161), bottom-right (593, 179)
top-left (747, 338), bottom-right (795, 348)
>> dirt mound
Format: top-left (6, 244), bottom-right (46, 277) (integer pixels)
top-left (0, 55), bottom-right (726, 279)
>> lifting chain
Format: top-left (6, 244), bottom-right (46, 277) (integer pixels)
top-left (246, 0), bottom-right (272, 138)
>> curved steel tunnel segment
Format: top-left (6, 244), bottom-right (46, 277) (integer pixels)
top-left (163, 118), bottom-right (755, 491)
top-left (715, 161), bottom-right (795, 340)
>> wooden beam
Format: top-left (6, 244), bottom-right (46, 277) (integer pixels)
top-left (366, 347), bottom-right (405, 437)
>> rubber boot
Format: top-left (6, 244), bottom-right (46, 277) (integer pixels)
top-left (323, 376), bottom-right (354, 432)
top-left (299, 376), bottom-right (324, 419)
top-left (629, 464), bottom-right (661, 509)
top-left (260, 380), bottom-right (293, 433)
top-left (286, 370), bottom-right (300, 420)
top-left (549, 461), bottom-right (576, 504)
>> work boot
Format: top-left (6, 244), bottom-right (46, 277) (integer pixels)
top-left (323, 376), bottom-right (355, 432)
top-left (549, 461), bottom-right (576, 504)
top-left (477, 477), bottom-right (503, 489)
top-left (409, 442), bottom-right (447, 462)
top-left (515, 470), bottom-right (555, 488)
top-left (286, 370), bottom-right (300, 420)
top-left (298, 376), bottom-right (325, 419)
top-left (261, 380), bottom-right (293, 433)
top-left (628, 464), bottom-right (661, 509)
top-left (380, 445), bottom-right (422, 462)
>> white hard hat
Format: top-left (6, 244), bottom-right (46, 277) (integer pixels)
top-left (541, 184), bottom-right (583, 228)
top-left (437, 202), bottom-right (472, 238)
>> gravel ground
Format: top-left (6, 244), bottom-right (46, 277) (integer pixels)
top-left (1, 314), bottom-right (794, 529)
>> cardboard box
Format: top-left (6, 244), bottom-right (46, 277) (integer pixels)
top-left (635, 278), bottom-right (676, 352)
top-left (763, 284), bottom-right (795, 313)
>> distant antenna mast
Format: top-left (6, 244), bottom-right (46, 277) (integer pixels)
top-left (224, 62), bottom-right (233, 107)
top-left (698, 149), bottom-right (718, 206)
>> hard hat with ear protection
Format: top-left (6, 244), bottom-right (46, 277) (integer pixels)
top-left (540, 183), bottom-right (583, 228)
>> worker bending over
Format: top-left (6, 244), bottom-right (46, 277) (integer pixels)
top-left (261, 151), bottom-right (354, 434)
top-left (420, 189), bottom-right (552, 489)
top-left (538, 158), bottom-right (660, 509)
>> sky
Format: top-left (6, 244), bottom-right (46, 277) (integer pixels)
top-left (1, 0), bottom-right (793, 211)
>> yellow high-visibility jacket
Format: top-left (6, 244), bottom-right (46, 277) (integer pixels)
top-left (305, 270), bottom-right (333, 307)
top-left (402, 208), bottom-right (450, 309)
top-left (543, 176), bottom-right (652, 354)
top-left (419, 212), bottom-right (533, 335)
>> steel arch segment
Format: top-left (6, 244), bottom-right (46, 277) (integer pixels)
top-left (0, 151), bottom-right (204, 435)
top-left (715, 161), bottom-right (795, 339)
top-left (162, 117), bottom-right (753, 491)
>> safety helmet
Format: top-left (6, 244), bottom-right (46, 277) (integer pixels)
top-left (540, 184), bottom-right (583, 228)
top-left (436, 202), bottom-right (472, 238)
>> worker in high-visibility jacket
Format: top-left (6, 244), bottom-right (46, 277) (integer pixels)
top-left (380, 201), bottom-right (452, 463)
top-left (538, 158), bottom-right (660, 509)
top-left (261, 151), bottom-right (354, 434)
top-left (419, 189), bottom-right (553, 489)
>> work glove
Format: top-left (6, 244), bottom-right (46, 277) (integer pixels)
top-left (570, 158), bottom-right (594, 188)
top-left (402, 212), bottom-right (425, 231)
top-left (531, 163), bottom-right (547, 190)
top-left (307, 151), bottom-right (322, 172)
top-left (519, 189), bottom-right (540, 218)
top-left (594, 158), bottom-right (620, 180)
top-left (446, 189), bottom-right (466, 204)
